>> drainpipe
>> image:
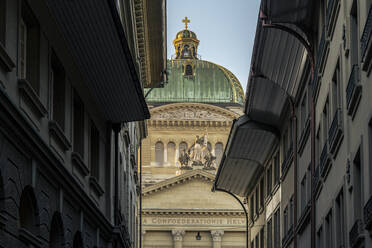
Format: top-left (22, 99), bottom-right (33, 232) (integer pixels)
top-left (113, 123), bottom-right (121, 226)
top-left (289, 99), bottom-right (298, 248)
top-left (212, 187), bottom-right (248, 248)
top-left (139, 141), bottom-right (143, 248)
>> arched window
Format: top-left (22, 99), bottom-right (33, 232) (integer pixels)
top-left (50, 212), bottom-right (65, 248)
top-left (19, 185), bottom-right (39, 233)
top-left (73, 231), bottom-right (84, 248)
top-left (167, 142), bottom-right (176, 166)
top-left (215, 142), bottom-right (224, 165)
top-left (179, 142), bottom-right (188, 153)
top-left (155, 141), bottom-right (164, 165)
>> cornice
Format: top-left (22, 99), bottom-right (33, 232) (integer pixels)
top-left (142, 209), bottom-right (245, 216)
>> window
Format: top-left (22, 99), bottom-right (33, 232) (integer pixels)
top-left (0, 0), bottom-right (5, 44)
top-left (185, 64), bottom-right (193, 76)
top-left (369, 121), bottom-right (372, 194)
top-left (260, 227), bottom-right (264, 248)
top-left (19, 186), bottom-right (38, 232)
top-left (250, 195), bottom-right (254, 222)
top-left (335, 189), bottom-right (345, 247)
top-left (300, 92), bottom-right (308, 131)
top-left (155, 141), bottom-right (164, 165)
top-left (317, 226), bottom-right (323, 248)
top-left (73, 92), bottom-right (84, 157)
top-left (267, 218), bottom-right (272, 248)
top-left (325, 210), bottom-right (333, 248)
top-left (283, 128), bottom-right (289, 156)
top-left (255, 234), bottom-right (259, 248)
top-left (353, 148), bottom-right (363, 219)
top-left (316, 128), bottom-right (321, 165)
top-left (260, 178), bottom-right (264, 208)
top-left (331, 61), bottom-right (341, 115)
top-left (301, 175), bottom-right (307, 212)
top-left (289, 196), bottom-right (294, 227)
top-left (50, 213), bottom-right (64, 248)
top-left (179, 142), bottom-right (188, 153)
top-left (274, 153), bottom-right (280, 186)
top-left (307, 166), bottom-right (312, 204)
top-left (274, 208), bottom-right (280, 248)
top-left (215, 142), bottom-right (223, 165)
top-left (283, 206), bottom-right (288, 235)
top-left (350, 0), bottom-right (359, 65)
top-left (267, 164), bottom-right (272, 196)
top-left (251, 241), bottom-right (254, 248)
top-left (167, 142), bottom-right (175, 165)
top-left (322, 98), bottom-right (329, 145)
top-left (20, 1), bottom-right (40, 94)
top-left (255, 187), bottom-right (259, 216)
top-left (51, 52), bottom-right (66, 130)
top-left (90, 121), bottom-right (100, 179)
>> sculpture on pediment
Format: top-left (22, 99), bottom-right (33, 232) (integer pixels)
top-left (179, 133), bottom-right (216, 170)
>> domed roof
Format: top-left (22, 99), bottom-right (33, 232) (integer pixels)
top-left (145, 60), bottom-right (245, 105)
top-left (176, 29), bottom-right (197, 39)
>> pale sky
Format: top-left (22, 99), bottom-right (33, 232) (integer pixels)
top-left (167, 0), bottom-right (261, 92)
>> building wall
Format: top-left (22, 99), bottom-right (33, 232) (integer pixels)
top-left (243, 1), bottom-right (372, 248)
top-left (0, 0), bottom-right (146, 247)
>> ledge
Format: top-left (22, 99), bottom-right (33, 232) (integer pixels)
top-left (49, 121), bottom-right (71, 151)
top-left (71, 152), bottom-right (89, 177)
top-left (0, 212), bottom-right (7, 228)
top-left (19, 228), bottom-right (43, 247)
top-left (18, 79), bottom-right (47, 118)
top-left (89, 176), bottom-right (104, 196)
top-left (298, 117), bottom-right (310, 155)
top-left (0, 43), bottom-right (15, 72)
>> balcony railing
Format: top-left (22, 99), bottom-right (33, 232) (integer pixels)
top-left (319, 142), bottom-right (330, 177)
top-left (346, 64), bottom-right (362, 116)
top-left (364, 195), bottom-right (372, 231)
top-left (361, 5), bottom-right (372, 62)
top-left (328, 108), bottom-right (343, 155)
top-left (349, 219), bottom-right (364, 248)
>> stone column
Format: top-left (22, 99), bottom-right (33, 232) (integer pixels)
top-left (172, 229), bottom-right (185, 248)
top-left (211, 230), bottom-right (224, 248)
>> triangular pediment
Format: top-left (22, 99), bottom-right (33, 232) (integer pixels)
top-left (142, 170), bottom-right (243, 211)
top-left (149, 103), bottom-right (239, 122)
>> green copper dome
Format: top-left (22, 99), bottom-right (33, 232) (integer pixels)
top-left (145, 60), bottom-right (245, 104)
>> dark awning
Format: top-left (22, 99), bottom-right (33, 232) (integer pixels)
top-left (214, 115), bottom-right (279, 196)
top-left (214, 2), bottom-right (312, 197)
top-left (261, 0), bottom-right (315, 33)
top-left (46, 0), bottom-right (150, 123)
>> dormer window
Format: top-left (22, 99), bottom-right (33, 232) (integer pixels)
top-left (185, 64), bottom-right (193, 76)
top-left (183, 62), bottom-right (194, 78)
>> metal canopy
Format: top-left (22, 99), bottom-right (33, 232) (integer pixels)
top-left (46, 0), bottom-right (150, 123)
top-left (214, 115), bottom-right (279, 196)
top-left (214, 3), bottom-right (311, 197)
top-left (261, 0), bottom-right (315, 32)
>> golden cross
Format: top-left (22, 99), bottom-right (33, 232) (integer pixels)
top-left (182, 17), bottom-right (190, 30)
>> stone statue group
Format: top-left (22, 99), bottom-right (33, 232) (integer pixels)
top-left (178, 134), bottom-right (216, 170)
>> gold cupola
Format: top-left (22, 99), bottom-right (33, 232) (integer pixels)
top-left (173, 17), bottom-right (200, 60)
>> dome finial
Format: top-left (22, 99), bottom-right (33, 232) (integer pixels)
top-left (182, 17), bottom-right (190, 30)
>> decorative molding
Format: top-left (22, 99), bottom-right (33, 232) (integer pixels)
top-left (71, 152), bottom-right (89, 177)
top-left (0, 43), bottom-right (15, 72)
top-left (210, 230), bottom-right (224, 241)
top-left (89, 176), bottom-right (104, 197)
top-left (142, 209), bottom-right (245, 216)
top-left (18, 79), bottom-right (47, 118)
top-left (142, 169), bottom-right (215, 195)
top-left (171, 229), bottom-right (185, 241)
top-left (49, 120), bottom-right (71, 151)
top-left (18, 228), bottom-right (43, 247)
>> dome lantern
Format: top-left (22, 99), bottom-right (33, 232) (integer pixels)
top-left (173, 17), bottom-right (200, 60)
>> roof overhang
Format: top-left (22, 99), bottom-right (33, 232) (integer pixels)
top-left (141, 0), bottom-right (167, 88)
top-left (213, 115), bottom-right (279, 196)
top-left (213, 1), bottom-right (314, 197)
top-left (46, 0), bottom-right (150, 123)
